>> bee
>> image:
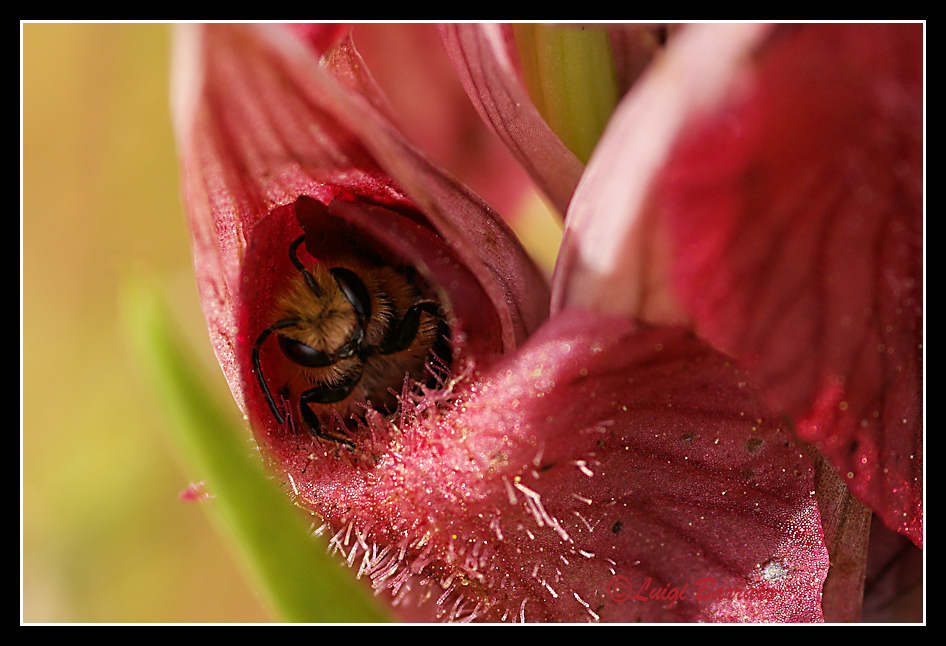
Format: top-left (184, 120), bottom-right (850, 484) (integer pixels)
top-left (252, 234), bottom-right (451, 448)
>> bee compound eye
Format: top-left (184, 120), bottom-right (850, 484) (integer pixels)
top-left (277, 334), bottom-right (335, 367)
top-left (329, 267), bottom-right (372, 321)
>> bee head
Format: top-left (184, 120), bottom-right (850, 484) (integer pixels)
top-left (275, 261), bottom-right (372, 367)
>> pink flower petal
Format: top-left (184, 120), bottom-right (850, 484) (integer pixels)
top-left (554, 23), bottom-right (923, 547)
top-left (172, 24), bottom-right (548, 411)
top-left (552, 23), bottom-right (770, 319)
top-left (351, 23), bottom-right (535, 218)
top-left (260, 310), bottom-right (827, 622)
top-left (282, 22), bottom-right (349, 54)
top-left (439, 23), bottom-right (585, 214)
top-left (656, 24), bottom-right (923, 547)
top-left (314, 33), bottom-right (550, 350)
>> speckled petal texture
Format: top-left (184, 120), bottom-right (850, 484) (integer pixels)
top-left (554, 24), bottom-right (922, 548)
top-left (654, 24), bottom-right (923, 547)
top-left (258, 310), bottom-right (827, 622)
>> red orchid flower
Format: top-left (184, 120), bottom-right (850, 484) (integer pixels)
top-left (445, 21), bottom-right (923, 620)
top-left (171, 23), bottom-right (853, 622)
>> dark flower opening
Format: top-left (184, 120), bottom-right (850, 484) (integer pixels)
top-left (239, 194), bottom-right (505, 453)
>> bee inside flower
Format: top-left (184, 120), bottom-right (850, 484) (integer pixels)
top-left (252, 198), bottom-right (453, 448)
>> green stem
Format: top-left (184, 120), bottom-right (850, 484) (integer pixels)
top-left (513, 24), bottom-right (620, 163)
top-left (122, 277), bottom-right (390, 622)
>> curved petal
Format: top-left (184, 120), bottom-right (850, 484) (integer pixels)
top-left (265, 310), bottom-right (828, 622)
top-left (351, 23), bottom-right (535, 218)
top-left (439, 23), bottom-right (584, 215)
top-left (172, 23), bottom-right (548, 412)
top-left (285, 29), bottom-right (550, 350)
top-left (551, 23), bottom-right (771, 318)
top-left (607, 24), bottom-right (677, 96)
top-left (554, 23), bottom-right (924, 547)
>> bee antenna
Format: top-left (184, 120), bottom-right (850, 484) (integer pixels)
top-left (252, 318), bottom-right (300, 424)
top-left (288, 235), bottom-right (323, 297)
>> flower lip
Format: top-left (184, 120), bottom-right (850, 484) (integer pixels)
top-left (247, 307), bottom-right (830, 622)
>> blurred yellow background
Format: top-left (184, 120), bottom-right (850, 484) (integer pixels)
top-left (22, 23), bottom-right (272, 622)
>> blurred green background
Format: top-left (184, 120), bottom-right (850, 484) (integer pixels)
top-left (22, 22), bottom-right (561, 623)
top-left (22, 23), bottom-right (273, 622)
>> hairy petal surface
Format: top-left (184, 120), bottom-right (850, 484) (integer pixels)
top-left (266, 310), bottom-right (827, 622)
top-left (171, 23), bottom-right (548, 412)
top-left (554, 23), bottom-right (923, 547)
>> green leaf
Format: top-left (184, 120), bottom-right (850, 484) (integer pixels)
top-left (513, 24), bottom-right (620, 163)
top-left (121, 277), bottom-right (391, 623)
